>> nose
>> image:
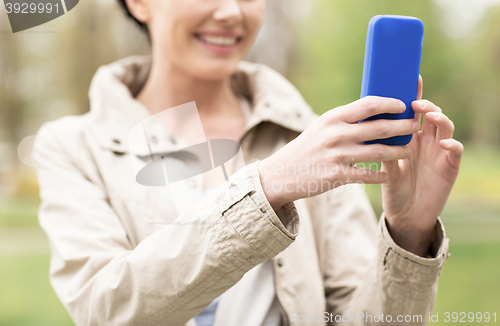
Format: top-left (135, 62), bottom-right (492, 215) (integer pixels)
top-left (213, 0), bottom-right (243, 26)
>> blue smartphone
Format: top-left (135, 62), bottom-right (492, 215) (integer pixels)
top-left (360, 15), bottom-right (424, 146)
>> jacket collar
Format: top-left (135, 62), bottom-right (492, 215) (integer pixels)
top-left (88, 55), bottom-right (317, 153)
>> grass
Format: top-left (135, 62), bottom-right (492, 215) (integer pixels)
top-left (0, 196), bottom-right (40, 228)
top-left (0, 254), bottom-right (73, 326)
top-left (435, 242), bottom-right (500, 316)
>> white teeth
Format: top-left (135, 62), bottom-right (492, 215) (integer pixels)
top-left (199, 35), bottom-right (238, 46)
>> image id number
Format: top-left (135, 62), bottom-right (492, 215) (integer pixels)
top-left (444, 312), bottom-right (497, 323)
top-left (5, 2), bottom-right (60, 14)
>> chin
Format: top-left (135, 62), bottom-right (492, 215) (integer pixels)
top-left (188, 57), bottom-right (241, 81)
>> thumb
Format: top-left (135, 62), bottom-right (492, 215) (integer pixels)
top-left (417, 75), bottom-right (423, 100)
top-left (381, 159), bottom-right (401, 181)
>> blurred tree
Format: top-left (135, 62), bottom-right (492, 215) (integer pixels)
top-left (0, 0), bottom-right (150, 148)
top-left (2, 0), bottom-right (500, 169)
top-left (0, 30), bottom-right (24, 148)
top-left (466, 5), bottom-right (500, 146)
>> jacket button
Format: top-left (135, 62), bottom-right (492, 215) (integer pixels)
top-left (151, 135), bottom-right (158, 144)
top-left (112, 139), bottom-right (121, 144)
top-left (264, 102), bottom-right (271, 108)
top-left (277, 258), bottom-right (283, 267)
top-left (169, 135), bottom-right (177, 145)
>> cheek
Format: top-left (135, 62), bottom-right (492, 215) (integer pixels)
top-left (152, 2), bottom-right (199, 49)
top-left (245, 2), bottom-right (265, 32)
top-left (170, 6), bottom-right (206, 54)
top-left (240, 3), bottom-right (265, 49)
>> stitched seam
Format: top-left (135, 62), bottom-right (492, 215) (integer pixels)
top-left (145, 226), bottom-right (229, 320)
top-left (250, 178), bottom-right (296, 243)
top-left (229, 209), bottom-right (279, 258)
top-left (245, 213), bottom-right (281, 256)
top-left (174, 268), bottom-right (238, 312)
top-left (217, 185), bottom-right (254, 216)
top-left (159, 217), bottom-right (254, 316)
top-left (229, 196), bottom-right (281, 257)
top-left (216, 214), bottom-right (255, 271)
top-left (147, 267), bottom-right (237, 325)
top-left (389, 249), bottom-right (445, 270)
top-left (249, 206), bottom-right (289, 249)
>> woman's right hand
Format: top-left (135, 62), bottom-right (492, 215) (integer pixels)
top-left (258, 96), bottom-right (422, 211)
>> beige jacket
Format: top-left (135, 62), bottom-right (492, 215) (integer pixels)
top-left (35, 56), bottom-right (449, 326)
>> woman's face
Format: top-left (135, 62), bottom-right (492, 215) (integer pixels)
top-left (145, 0), bottom-right (265, 80)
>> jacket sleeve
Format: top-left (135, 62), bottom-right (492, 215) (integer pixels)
top-left (34, 122), bottom-right (299, 326)
top-left (322, 184), bottom-right (449, 326)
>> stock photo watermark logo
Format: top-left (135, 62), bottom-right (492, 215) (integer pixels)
top-left (128, 102), bottom-right (241, 224)
top-left (3, 0), bottom-right (79, 32)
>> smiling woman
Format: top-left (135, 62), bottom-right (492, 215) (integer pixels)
top-left (33, 0), bottom-right (463, 325)
top-left (121, 0), bottom-right (263, 83)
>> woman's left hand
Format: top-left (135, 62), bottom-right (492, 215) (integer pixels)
top-left (381, 76), bottom-right (464, 257)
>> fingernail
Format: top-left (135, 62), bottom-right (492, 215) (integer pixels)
top-left (416, 100), bottom-right (426, 108)
top-left (400, 101), bottom-right (406, 111)
top-left (432, 112), bottom-right (440, 119)
top-left (405, 147), bottom-right (411, 157)
top-left (413, 121), bottom-right (421, 132)
top-left (441, 139), bottom-right (451, 147)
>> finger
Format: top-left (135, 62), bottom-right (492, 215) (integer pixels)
top-left (412, 100), bottom-right (442, 135)
top-left (354, 119), bottom-right (420, 142)
top-left (340, 96), bottom-right (406, 123)
top-left (417, 75), bottom-right (423, 100)
top-left (439, 138), bottom-right (464, 168)
top-left (381, 161), bottom-right (399, 175)
top-left (382, 159), bottom-right (409, 184)
top-left (425, 112), bottom-right (455, 141)
top-left (414, 76), bottom-right (423, 124)
top-left (335, 144), bottom-right (410, 164)
top-left (412, 100), bottom-right (442, 114)
top-left (414, 110), bottom-right (422, 128)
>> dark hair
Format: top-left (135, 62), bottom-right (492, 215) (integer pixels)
top-left (116, 0), bottom-right (149, 35)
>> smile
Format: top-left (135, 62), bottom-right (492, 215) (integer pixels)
top-left (194, 33), bottom-right (242, 47)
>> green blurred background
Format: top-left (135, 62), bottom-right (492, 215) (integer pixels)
top-left (0, 0), bottom-right (499, 324)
